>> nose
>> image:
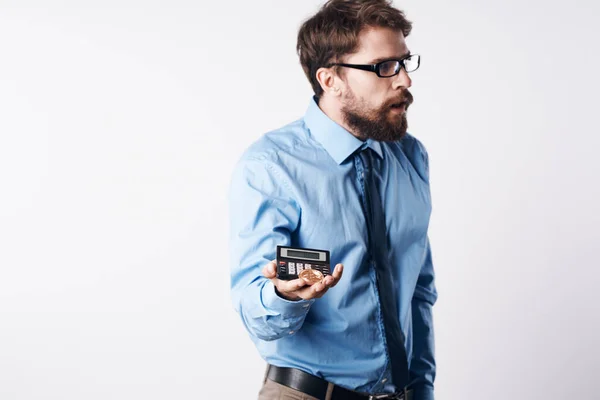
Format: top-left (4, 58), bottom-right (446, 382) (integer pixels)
top-left (392, 67), bottom-right (412, 89)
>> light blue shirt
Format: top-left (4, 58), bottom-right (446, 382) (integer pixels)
top-left (228, 97), bottom-right (438, 399)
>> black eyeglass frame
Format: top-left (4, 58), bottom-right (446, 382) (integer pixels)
top-left (327, 54), bottom-right (420, 78)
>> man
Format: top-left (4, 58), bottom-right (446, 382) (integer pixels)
top-left (228, 1), bottom-right (437, 399)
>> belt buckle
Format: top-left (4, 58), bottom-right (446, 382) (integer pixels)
top-left (368, 392), bottom-right (404, 400)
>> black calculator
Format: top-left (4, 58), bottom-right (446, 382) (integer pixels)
top-left (276, 245), bottom-right (331, 280)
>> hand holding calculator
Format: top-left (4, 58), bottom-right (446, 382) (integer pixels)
top-left (261, 246), bottom-right (344, 301)
top-left (276, 245), bottom-right (331, 281)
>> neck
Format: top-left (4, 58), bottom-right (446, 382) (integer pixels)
top-left (317, 95), bottom-right (363, 140)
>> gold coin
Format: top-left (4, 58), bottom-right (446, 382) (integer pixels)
top-left (299, 269), bottom-right (324, 285)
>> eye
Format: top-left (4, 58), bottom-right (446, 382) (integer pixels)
top-left (378, 60), bottom-right (399, 77)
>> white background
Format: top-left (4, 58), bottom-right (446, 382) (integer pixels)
top-left (0, 1), bottom-right (598, 399)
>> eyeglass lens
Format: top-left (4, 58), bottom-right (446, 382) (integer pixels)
top-left (378, 55), bottom-right (419, 77)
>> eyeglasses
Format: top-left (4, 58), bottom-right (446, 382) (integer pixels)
top-left (327, 54), bottom-right (420, 78)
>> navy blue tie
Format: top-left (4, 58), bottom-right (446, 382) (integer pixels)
top-left (358, 146), bottom-right (410, 390)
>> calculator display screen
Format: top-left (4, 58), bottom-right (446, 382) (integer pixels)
top-left (287, 250), bottom-right (320, 260)
top-left (280, 247), bottom-right (327, 262)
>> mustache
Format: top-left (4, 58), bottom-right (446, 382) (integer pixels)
top-left (386, 90), bottom-right (414, 108)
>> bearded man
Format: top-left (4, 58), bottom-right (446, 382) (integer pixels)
top-left (229, 1), bottom-right (438, 399)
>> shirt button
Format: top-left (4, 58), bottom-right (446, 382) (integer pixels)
top-left (289, 330), bottom-right (295, 335)
top-left (381, 378), bottom-right (387, 383)
top-left (303, 304), bottom-right (310, 308)
top-left (361, 172), bottom-right (364, 179)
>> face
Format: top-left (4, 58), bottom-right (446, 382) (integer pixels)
top-left (337, 26), bottom-right (414, 142)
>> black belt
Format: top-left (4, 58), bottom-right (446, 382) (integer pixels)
top-left (267, 365), bottom-right (413, 400)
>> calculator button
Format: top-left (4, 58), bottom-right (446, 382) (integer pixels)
top-left (289, 262), bottom-right (295, 268)
top-left (297, 263), bottom-right (303, 268)
top-left (290, 266), bottom-right (296, 274)
top-left (305, 264), bottom-right (311, 269)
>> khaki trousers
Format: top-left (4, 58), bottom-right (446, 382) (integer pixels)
top-left (257, 364), bottom-right (335, 400)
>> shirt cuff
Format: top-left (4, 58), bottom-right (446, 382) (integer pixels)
top-left (262, 280), bottom-right (315, 316)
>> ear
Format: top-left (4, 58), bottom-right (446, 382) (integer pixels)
top-left (316, 66), bottom-right (342, 97)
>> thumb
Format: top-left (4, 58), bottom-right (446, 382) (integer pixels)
top-left (262, 259), bottom-right (277, 279)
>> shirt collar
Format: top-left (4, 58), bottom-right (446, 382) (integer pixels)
top-left (304, 96), bottom-right (383, 165)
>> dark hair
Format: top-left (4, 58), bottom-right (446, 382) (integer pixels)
top-left (297, 0), bottom-right (412, 98)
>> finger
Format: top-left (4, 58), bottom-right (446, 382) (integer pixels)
top-left (329, 264), bottom-right (344, 287)
top-left (295, 282), bottom-right (327, 300)
top-left (321, 275), bottom-right (334, 287)
top-left (277, 277), bottom-right (307, 293)
top-left (311, 279), bottom-right (328, 294)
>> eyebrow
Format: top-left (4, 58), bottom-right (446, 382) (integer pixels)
top-left (368, 51), bottom-right (412, 64)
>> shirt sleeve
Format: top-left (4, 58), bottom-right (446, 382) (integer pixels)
top-left (409, 236), bottom-right (438, 400)
top-left (228, 154), bottom-right (314, 342)
top-left (409, 141), bottom-right (438, 400)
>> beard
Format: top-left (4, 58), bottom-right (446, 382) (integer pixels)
top-left (341, 89), bottom-right (413, 142)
